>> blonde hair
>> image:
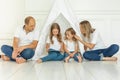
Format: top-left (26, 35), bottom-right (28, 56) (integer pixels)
top-left (64, 28), bottom-right (77, 42)
top-left (80, 20), bottom-right (95, 39)
top-left (49, 23), bottom-right (62, 44)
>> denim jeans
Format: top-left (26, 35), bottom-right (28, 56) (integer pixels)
top-left (1, 45), bottom-right (35, 61)
top-left (41, 49), bottom-right (64, 62)
top-left (64, 52), bottom-right (80, 62)
top-left (83, 44), bottom-right (119, 61)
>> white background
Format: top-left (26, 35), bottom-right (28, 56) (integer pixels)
top-left (0, 0), bottom-right (120, 54)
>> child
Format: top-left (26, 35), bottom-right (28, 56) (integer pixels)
top-left (64, 28), bottom-right (82, 63)
top-left (37, 23), bottom-right (64, 63)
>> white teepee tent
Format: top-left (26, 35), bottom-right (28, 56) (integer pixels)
top-left (32, 0), bottom-right (84, 60)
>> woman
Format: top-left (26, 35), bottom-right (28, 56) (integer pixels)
top-left (74, 20), bottom-right (119, 61)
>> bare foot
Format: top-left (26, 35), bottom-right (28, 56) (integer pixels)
top-left (77, 56), bottom-right (82, 63)
top-left (1, 55), bottom-right (10, 61)
top-left (65, 57), bottom-right (70, 63)
top-left (16, 57), bottom-right (26, 64)
top-left (36, 59), bottom-right (42, 63)
top-left (102, 57), bottom-right (117, 61)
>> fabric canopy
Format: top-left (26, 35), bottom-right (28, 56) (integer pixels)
top-left (32, 0), bottom-right (84, 60)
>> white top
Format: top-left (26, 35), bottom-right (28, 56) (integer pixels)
top-left (82, 30), bottom-right (106, 50)
top-left (46, 36), bottom-right (61, 51)
top-left (64, 40), bottom-right (76, 52)
top-left (14, 26), bottom-right (40, 46)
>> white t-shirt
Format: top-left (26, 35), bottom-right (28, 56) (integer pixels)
top-left (46, 36), bottom-right (61, 51)
top-left (64, 40), bottom-right (76, 52)
top-left (82, 30), bottom-right (106, 50)
top-left (14, 26), bottom-right (40, 46)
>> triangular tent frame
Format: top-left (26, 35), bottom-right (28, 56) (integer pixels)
top-left (33, 0), bottom-right (84, 60)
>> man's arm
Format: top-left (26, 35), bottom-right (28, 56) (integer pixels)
top-left (13, 37), bottom-right (19, 49)
top-left (19, 40), bottom-right (38, 51)
top-left (12, 37), bottom-right (20, 59)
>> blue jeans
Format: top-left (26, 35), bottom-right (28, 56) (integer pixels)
top-left (41, 49), bottom-right (64, 62)
top-left (1, 45), bottom-right (35, 61)
top-left (83, 44), bottom-right (119, 61)
top-left (64, 52), bottom-right (80, 62)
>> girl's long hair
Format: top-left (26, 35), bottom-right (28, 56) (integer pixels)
top-left (50, 23), bottom-right (62, 44)
top-left (64, 28), bottom-right (77, 42)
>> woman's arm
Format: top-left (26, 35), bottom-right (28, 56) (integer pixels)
top-left (74, 35), bottom-right (95, 49)
top-left (84, 45), bottom-right (87, 51)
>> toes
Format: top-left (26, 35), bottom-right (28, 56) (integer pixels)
top-left (36, 59), bottom-right (42, 63)
top-left (16, 58), bottom-right (26, 64)
top-left (2, 56), bottom-right (10, 61)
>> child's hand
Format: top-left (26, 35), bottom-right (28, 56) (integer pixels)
top-left (46, 43), bottom-right (50, 52)
top-left (46, 48), bottom-right (49, 52)
top-left (60, 42), bottom-right (64, 53)
top-left (69, 53), bottom-right (74, 58)
top-left (60, 48), bottom-right (64, 53)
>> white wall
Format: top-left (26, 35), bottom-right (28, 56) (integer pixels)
top-left (0, 0), bottom-right (25, 53)
top-left (25, 0), bottom-right (120, 46)
top-left (0, 0), bottom-right (120, 54)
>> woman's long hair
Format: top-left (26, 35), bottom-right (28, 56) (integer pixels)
top-left (80, 20), bottom-right (95, 40)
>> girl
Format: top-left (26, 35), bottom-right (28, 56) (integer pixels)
top-left (75, 20), bottom-right (119, 61)
top-left (37, 23), bottom-right (64, 63)
top-left (64, 28), bottom-right (82, 63)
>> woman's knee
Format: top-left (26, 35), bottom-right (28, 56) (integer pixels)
top-left (83, 52), bottom-right (90, 59)
top-left (110, 44), bottom-right (119, 53)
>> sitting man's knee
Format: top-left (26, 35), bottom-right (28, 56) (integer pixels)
top-left (1, 45), bottom-right (8, 51)
top-left (22, 48), bottom-right (35, 59)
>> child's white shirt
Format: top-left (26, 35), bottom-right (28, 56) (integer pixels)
top-left (64, 40), bottom-right (76, 52)
top-left (46, 36), bottom-right (61, 51)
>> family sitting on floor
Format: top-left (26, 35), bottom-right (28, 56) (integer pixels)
top-left (0, 16), bottom-right (119, 64)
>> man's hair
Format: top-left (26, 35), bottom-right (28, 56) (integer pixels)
top-left (24, 16), bottom-right (34, 24)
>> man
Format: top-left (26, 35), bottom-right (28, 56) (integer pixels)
top-left (1, 16), bottom-right (39, 64)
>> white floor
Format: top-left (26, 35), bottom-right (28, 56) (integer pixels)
top-left (0, 59), bottom-right (120, 80)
